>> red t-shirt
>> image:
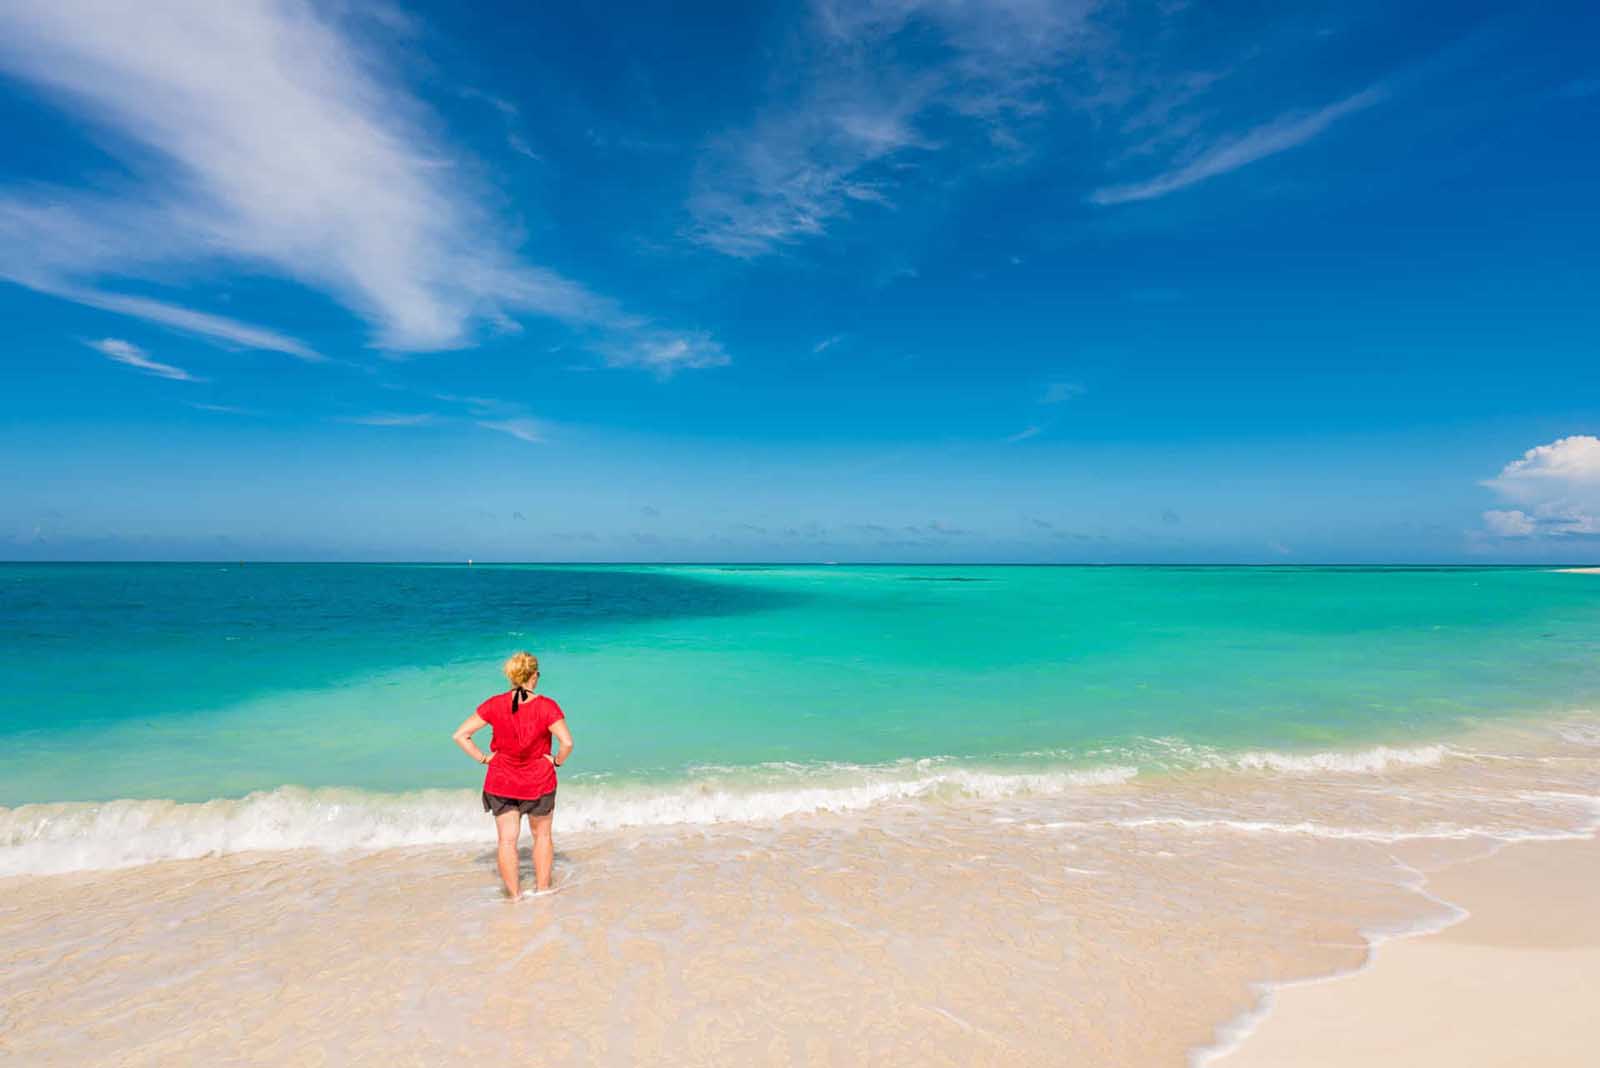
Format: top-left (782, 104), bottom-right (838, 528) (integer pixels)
top-left (479, 691), bottom-right (564, 799)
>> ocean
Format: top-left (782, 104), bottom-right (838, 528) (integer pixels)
top-left (4, 563), bottom-right (1600, 1064)
top-left (3, 562), bottom-right (1599, 871)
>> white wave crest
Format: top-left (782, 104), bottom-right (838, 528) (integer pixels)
top-left (0, 764), bottom-right (1136, 877)
top-left (1098, 811), bottom-right (1600, 844)
top-left (1230, 744), bottom-right (1448, 774)
top-left (1553, 719), bottom-right (1600, 748)
top-left (1069, 737), bottom-right (1456, 777)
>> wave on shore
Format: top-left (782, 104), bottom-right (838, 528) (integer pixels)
top-left (0, 735), bottom-right (1583, 877)
top-left (0, 761), bottom-right (1137, 876)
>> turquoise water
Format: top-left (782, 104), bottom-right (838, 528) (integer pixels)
top-left (5, 563), bottom-right (1600, 808)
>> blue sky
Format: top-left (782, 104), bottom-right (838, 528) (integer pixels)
top-left (2, 0), bottom-right (1598, 562)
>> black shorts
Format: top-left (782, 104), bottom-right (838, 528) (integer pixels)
top-left (482, 789), bottom-right (556, 817)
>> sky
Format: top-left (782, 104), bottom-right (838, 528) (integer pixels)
top-left (1, 0), bottom-right (1597, 563)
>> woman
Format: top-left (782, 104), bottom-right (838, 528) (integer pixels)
top-left (452, 651), bottom-right (574, 897)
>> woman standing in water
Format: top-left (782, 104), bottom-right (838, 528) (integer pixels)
top-left (452, 652), bottom-right (574, 897)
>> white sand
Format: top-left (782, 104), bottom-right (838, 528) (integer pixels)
top-left (1217, 835), bottom-right (1600, 1067)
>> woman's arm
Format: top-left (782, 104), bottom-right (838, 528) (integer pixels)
top-left (547, 718), bottom-right (574, 768)
top-left (452, 713), bottom-right (493, 765)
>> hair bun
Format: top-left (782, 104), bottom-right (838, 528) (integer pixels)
top-left (502, 651), bottom-right (540, 687)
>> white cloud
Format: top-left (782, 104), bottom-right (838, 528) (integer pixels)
top-left (85, 337), bottom-right (196, 381)
top-left (0, 2), bottom-right (602, 351)
top-left (1089, 88), bottom-right (1385, 204)
top-left (1488, 435), bottom-right (1600, 493)
top-left (0, 1), bottom-right (721, 369)
top-left (812, 334), bottom-right (844, 354)
top-left (1006, 425), bottom-right (1042, 443)
top-left (1481, 436), bottom-right (1600, 538)
top-left (477, 418), bottom-right (547, 444)
top-left (1481, 509), bottom-right (1537, 538)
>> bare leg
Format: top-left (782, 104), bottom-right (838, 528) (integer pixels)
top-left (530, 813), bottom-right (554, 892)
top-left (494, 810), bottom-right (522, 898)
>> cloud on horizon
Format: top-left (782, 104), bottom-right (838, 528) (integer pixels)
top-left (1481, 435), bottom-right (1600, 538)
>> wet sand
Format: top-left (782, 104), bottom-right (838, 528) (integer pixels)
top-left (1216, 834), bottom-right (1600, 1067)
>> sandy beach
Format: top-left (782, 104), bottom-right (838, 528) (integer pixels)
top-left (2, 715), bottom-right (1596, 1066)
top-left (1217, 834), bottom-right (1600, 1067)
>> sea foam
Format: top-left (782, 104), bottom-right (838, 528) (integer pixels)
top-left (1230, 743), bottom-right (1448, 774)
top-left (0, 763), bottom-right (1136, 877)
top-left (0, 736), bottom-right (1514, 877)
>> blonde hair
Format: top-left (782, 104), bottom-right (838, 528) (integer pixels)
top-left (503, 651), bottom-right (540, 688)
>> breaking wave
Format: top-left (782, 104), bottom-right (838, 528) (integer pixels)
top-left (0, 762), bottom-right (1136, 877)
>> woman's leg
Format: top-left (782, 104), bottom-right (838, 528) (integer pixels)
top-left (494, 809), bottom-right (523, 897)
top-left (529, 813), bottom-right (555, 892)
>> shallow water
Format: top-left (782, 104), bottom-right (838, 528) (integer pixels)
top-left (4, 563), bottom-right (1600, 872)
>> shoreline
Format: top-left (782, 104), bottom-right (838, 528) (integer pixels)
top-left (1, 714), bottom-right (1595, 1065)
top-left (0, 728), bottom-right (1519, 878)
top-left (1212, 832), bottom-right (1600, 1066)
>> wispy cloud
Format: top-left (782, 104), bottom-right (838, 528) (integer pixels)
top-left (343, 413), bottom-right (436, 427)
top-left (1042, 381), bottom-right (1085, 404)
top-left (0, 1), bottom-right (722, 368)
top-left (1006, 425), bottom-right (1042, 443)
top-left (688, 0), bottom-right (1098, 256)
top-left (601, 332), bottom-right (731, 376)
top-left (477, 418), bottom-right (547, 444)
top-left (460, 86), bottom-right (543, 161)
top-left (0, 2), bottom-right (607, 352)
top-left (66, 287), bottom-right (319, 360)
top-left (433, 392), bottom-right (517, 417)
top-left (1089, 88), bottom-right (1385, 205)
top-left (85, 337), bottom-right (196, 381)
top-left (812, 333), bottom-right (845, 354)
